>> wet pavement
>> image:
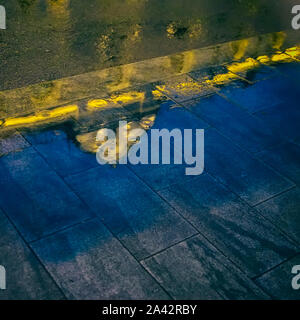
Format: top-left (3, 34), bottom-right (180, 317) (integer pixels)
top-left (0, 0), bottom-right (296, 90)
top-left (1, 26), bottom-right (300, 299)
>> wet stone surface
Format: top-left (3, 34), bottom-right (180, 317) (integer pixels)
top-left (141, 235), bottom-right (269, 300)
top-left (1, 0), bottom-right (292, 90)
top-left (0, 210), bottom-right (64, 300)
top-left (0, 42), bottom-right (300, 299)
top-left (158, 174), bottom-right (298, 278)
top-left (32, 219), bottom-right (170, 300)
top-left (255, 255), bottom-right (300, 300)
top-left (255, 188), bottom-right (300, 245)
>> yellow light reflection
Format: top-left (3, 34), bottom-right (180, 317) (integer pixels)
top-left (87, 99), bottom-right (109, 109)
top-left (272, 32), bottom-right (286, 50)
top-left (76, 114), bottom-right (156, 156)
top-left (86, 91), bottom-right (146, 111)
top-left (2, 105), bottom-right (78, 128)
top-left (227, 58), bottom-right (259, 74)
top-left (285, 47), bottom-right (300, 60)
top-left (256, 55), bottom-right (271, 64)
top-left (1, 30), bottom-right (299, 157)
top-left (156, 80), bottom-right (209, 98)
top-left (271, 53), bottom-right (293, 63)
top-left (110, 91), bottom-right (145, 105)
top-left (233, 39), bottom-right (249, 61)
top-left (206, 72), bottom-right (240, 86)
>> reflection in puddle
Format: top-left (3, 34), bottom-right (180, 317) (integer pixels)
top-left (1, 104), bottom-right (78, 128)
top-left (87, 92), bottom-right (146, 111)
top-left (1, 40), bottom-right (299, 159)
top-left (1, 30), bottom-right (299, 118)
top-left (76, 114), bottom-right (157, 157)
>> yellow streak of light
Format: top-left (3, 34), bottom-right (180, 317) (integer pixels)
top-left (157, 80), bottom-right (209, 97)
top-left (256, 55), bottom-right (271, 64)
top-left (86, 91), bottom-right (146, 111)
top-left (227, 58), bottom-right (259, 74)
top-left (271, 52), bottom-right (293, 63)
top-left (151, 89), bottom-right (165, 99)
top-left (110, 91), bottom-right (145, 104)
top-left (2, 105), bottom-right (78, 128)
top-left (206, 72), bottom-right (240, 86)
top-left (285, 46), bottom-right (300, 60)
top-left (87, 99), bottom-right (109, 109)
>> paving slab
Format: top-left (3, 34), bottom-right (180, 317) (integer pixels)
top-left (204, 128), bottom-right (294, 206)
top-left (183, 94), bottom-right (283, 153)
top-left (24, 128), bottom-right (98, 177)
top-left (128, 101), bottom-right (208, 190)
top-left (156, 74), bottom-right (215, 102)
top-left (256, 142), bottom-right (300, 185)
top-left (141, 235), bottom-right (269, 300)
top-left (129, 119), bottom-right (293, 203)
top-left (75, 98), bottom-right (132, 129)
top-left (191, 62), bottom-right (277, 84)
top-left (151, 101), bottom-right (209, 131)
top-left (275, 62), bottom-right (300, 84)
top-left (219, 76), bottom-right (299, 113)
top-left (226, 63), bottom-right (279, 83)
top-left (158, 174), bottom-right (298, 278)
top-left (0, 147), bottom-right (93, 242)
top-left (65, 165), bottom-right (196, 260)
top-left (0, 131), bottom-right (30, 156)
top-left (254, 102), bottom-right (300, 144)
top-left (189, 65), bottom-right (236, 85)
top-left (114, 83), bottom-right (167, 118)
top-left (255, 255), bottom-right (300, 300)
top-left (31, 219), bottom-right (169, 300)
top-left (255, 188), bottom-right (300, 245)
top-left (0, 210), bottom-right (64, 300)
